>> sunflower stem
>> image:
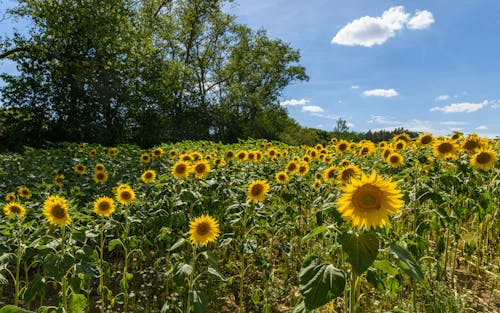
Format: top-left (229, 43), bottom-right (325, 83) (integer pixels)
top-left (99, 219), bottom-right (106, 313)
top-left (349, 270), bottom-right (359, 313)
top-left (61, 226), bottom-right (68, 312)
top-left (186, 245), bottom-right (197, 313)
top-left (14, 219), bottom-right (22, 307)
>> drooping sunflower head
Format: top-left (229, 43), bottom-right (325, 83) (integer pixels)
top-left (140, 153), bottom-right (151, 163)
top-left (115, 184), bottom-right (136, 206)
top-left (275, 171), bottom-right (289, 184)
top-left (418, 133), bottom-right (434, 145)
top-left (336, 171), bottom-right (404, 230)
top-left (470, 149), bottom-right (497, 170)
top-left (172, 161), bottom-right (190, 179)
top-left (93, 171), bottom-right (109, 184)
top-left (387, 152), bottom-right (404, 168)
top-left (188, 215), bottom-right (220, 246)
top-left (297, 162), bottom-right (310, 176)
top-left (286, 160), bottom-right (299, 173)
top-left (5, 193), bottom-right (16, 202)
top-left (247, 179), bottom-right (270, 203)
top-left (323, 166), bottom-right (337, 182)
top-left (152, 148), bottom-right (164, 159)
top-left (192, 160), bottom-right (211, 179)
top-left (74, 164), bottom-right (87, 175)
top-left (141, 170), bottom-right (157, 183)
top-left (433, 140), bottom-right (458, 159)
top-left (3, 201), bottom-right (26, 218)
top-left (337, 165), bottom-right (361, 185)
top-left (108, 148), bottom-right (119, 156)
top-left (93, 197), bottom-right (115, 218)
top-left (18, 187), bottom-right (32, 199)
top-left (94, 163), bottom-right (106, 173)
top-left (88, 149), bottom-right (97, 158)
top-left (43, 195), bottom-right (71, 227)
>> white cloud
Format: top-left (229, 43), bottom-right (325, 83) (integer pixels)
top-left (351, 85), bottom-right (359, 89)
top-left (346, 122), bottom-right (355, 128)
top-left (407, 10), bottom-right (434, 29)
top-left (363, 88), bottom-right (398, 97)
top-left (430, 100), bottom-right (489, 113)
top-left (476, 125), bottom-right (488, 130)
top-left (435, 94), bottom-right (450, 101)
top-left (440, 121), bottom-right (468, 126)
top-left (368, 115), bottom-right (451, 135)
top-left (331, 6), bottom-right (433, 47)
top-left (280, 98), bottom-right (309, 106)
top-left (302, 105), bottom-right (324, 113)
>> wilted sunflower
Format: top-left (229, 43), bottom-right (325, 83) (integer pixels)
top-left (53, 174), bottom-right (64, 187)
top-left (43, 195), bottom-right (71, 226)
top-left (93, 197), bottom-right (115, 218)
top-left (285, 160), bottom-right (299, 174)
top-left (188, 215), bottom-right (220, 246)
top-left (141, 170), bottom-right (157, 183)
top-left (5, 193), bottom-right (16, 202)
top-left (172, 161), bottom-right (190, 180)
top-left (115, 184), bottom-right (136, 206)
top-left (387, 152), bottom-right (404, 168)
top-left (152, 147), bottom-right (164, 159)
top-left (337, 165), bottom-right (361, 185)
top-left (168, 149), bottom-right (179, 159)
top-left (236, 150), bottom-right (248, 161)
top-left (93, 171), bottom-right (109, 184)
top-left (140, 153), bottom-right (151, 163)
top-left (108, 148), bottom-right (119, 156)
top-left (297, 162), bottom-right (310, 176)
top-left (275, 171), bottom-right (289, 184)
top-left (18, 187), bottom-right (32, 199)
top-left (247, 180), bottom-right (270, 203)
top-left (74, 164), bottom-right (87, 175)
top-left (470, 149), bottom-right (496, 170)
top-left (433, 140), bottom-right (458, 159)
top-left (88, 149), bottom-right (97, 158)
top-left (3, 201), bottom-right (26, 218)
top-left (192, 160), bottom-right (210, 179)
top-left (336, 171), bottom-right (404, 230)
top-left (323, 166), bottom-right (337, 182)
top-left (417, 133), bottom-right (434, 145)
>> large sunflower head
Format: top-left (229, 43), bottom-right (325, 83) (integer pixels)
top-left (115, 184), bottom-right (136, 206)
top-left (43, 195), bottom-right (71, 227)
top-left (247, 180), bottom-right (270, 203)
top-left (470, 149), bottom-right (497, 170)
top-left (433, 140), bottom-right (458, 159)
top-left (323, 166), bottom-right (338, 182)
top-left (236, 150), bottom-right (248, 161)
top-left (297, 162), bottom-right (310, 177)
top-left (358, 142), bottom-right (376, 156)
top-left (94, 163), bottom-right (106, 173)
top-left (180, 153), bottom-right (193, 162)
top-left (192, 160), bottom-right (211, 179)
top-left (285, 160), bottom-right (299, 174)
top-left (93, 197), bottom-right (115, 218)
top-left (172, 161), bottom-right (191, 180)
top-left (393, 133), bottom-right (411, 143)
top-left (275, 171), bottom-right (289, 184)
top-left (3, 201), bottom-right (26, 218)
top-left (74, 164), bottom-right (87, 175)
top-left (337, 165), bottom-right (361, 185)
top-left (337, 141), bottom-right (351, 154)
top-left (393, 140), bottom-right (407, 151)
top-left (418, 133), bottom-right (434, 146)
top-left (336, 172), bottom-right (404, 230)
top-left (266, 148), bottom-right (278, 159)
top-left (461, 136), bottom-right (482, 154)
top-left (387, 152), bottom-right (404, 168)
top-left (140, 153), bottom-right (151, 164)
top-left (188, 215), bottom-right (220, 246)
top-left (93, 171), bottom-right (109, 184)
top-left (141, 170), bottom-right (157, 183)
top-left (152, 147), bottom-right (164, 159)
top-left (5, 193), bottom-right (16, 202)
top-left (18, 187), bottom-right (32, 199)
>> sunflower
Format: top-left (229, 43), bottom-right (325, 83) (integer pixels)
top-left (323, 166), bottom-right (337, 182)
top-left (192, 160), bottom-right (211, 179)
top-left (433, 140), bottom-right (458, 159)
top-left (315, 172), bottom-right (323, 180)
top-left (3, 202), bottom-right (26, 218)
top-left (394, 133), bottom-right (411, 143)
top-left (152, 148), bottom-right (164, 159)
top-left (78, 143), bottom-right (86, 150)
top-left (115, 184), bottom-right (136, 206)
top-left (285, 160), bottom-right (299, 174)
top-left (302, 155), bottom-right (311, 163)
top-left (93, 171), bottom-right (109, 184)
top-left (204, 154), bottom-right (213, 161)
top-left (236, 150), bottom-right (248, 161)
top-left (255, 151), bottom-right (264, 161)
top-left (188, 215), bottom-right (220, 246)
top-left (180, 153), bottom-right (193, 162)
top-left (308, 149), bottom-right (319, 159)
top-left (5, 193), bottom-right (16, 202)
top-left (337, 165), bottom-right (361, 185)
top-left (74, 164), bottom-right (87, 175)
top-left (247, 180), bottom-right (270, 203)
top-left (275, 171), bottom-right (289, 184)
top-left (336, 171), bottom-right (404, 230)
top-left (88, 149), bottom-right (97, 158)
top-left (172, 161), bottom-right (190, 180)
top-left (337, 141), bottom-right (351, 154)
top-left (378, 141), bottom-right (388, 149)
top-left (141, 170), bottom-right (157, 183)
top-left (108, 148), bottom-right (119, 156)
top-left (43, 195), bottom-right (71, 226)
top-left (417, 133), bottom-right (434, 145)
top-left (18, 187), bottom-right (32, 199)
top-left (461, 136), bottom-right (481, 154)
top-left (247, 151), bottom-right (256, 162)
top-left (266, 148), bottom-right (278, 159)
top-left (225, 150), bottom-right (235, 160)
top-left (191, 152), bottom-right (202, 161)
top-left (297, 162), bottom-right (310, 176)
top-left (450, 132), bottom-right (462, 140)
top-left (340, 159), bottom-right (351, 167)
top-left (53, 174), bottom-right (64, 187)
top-left (382, 148), bottom-right (393, 161)
top-left (313, 179), bottom-right (322, 191)
top-left (470, 149), bottom-right (496, 170)
top-left (140, 153), bottom-right (151, 163)
top-left (214, 158), bottom-right (226, 167)
top-left (358, 143), bottom-right (375, 156)
top-left (93, 197), bottom-right (115, 218)
top-left (94, 163), bottom-right (106, 173)
top-left (393, 140), bottom-right (407, 151)
top-left (387, 152), bottom-right (403, 168)
top-left (168, 149), bottom-right (179, 159)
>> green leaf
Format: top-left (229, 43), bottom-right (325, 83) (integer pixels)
top-left (389, 243), bottom-right (424, 283)
top-left (44, 253), bottom-right (74, 281)
top-left (108, 239), bottom-right (122, 252)
top-left (340, 231), bottom-right (379, 275)
top-left (373, 260), bottom-right (399, 276)
top-left (75, 262), bottom-right (99, 278)
top-left (172, 262), bottom-right (193, 286)
top-left (299, 256), bottom-right (346, 310)
top-left (301, 225), bottom-right (327, 243)
top-left (168, 238), bottom-right (186, 251)
top-left (23, 273), bottom-right (46, 303)
top-left (69, 293), bottom-right (87, 313)
top-left (189, 290), bottom-right (208, 313)
top-left (291, 298), bottom-right (308, 313)
top-left (0, 305), bottom-right (35, 313)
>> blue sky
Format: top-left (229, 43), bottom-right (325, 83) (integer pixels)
top-left (1, 0), bottom-right (499, 137)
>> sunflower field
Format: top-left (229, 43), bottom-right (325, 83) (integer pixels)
top-left (0, 133), bottom-right (498, 313)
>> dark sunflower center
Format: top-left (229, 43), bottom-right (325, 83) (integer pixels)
top-left (11, 206), bottom-right (21, 214)
top-left (226, 152), bottom-right (234, 158)
top-left (476, 152), bottom-right (491, 164)
top-left (354, 184), bottom-right (382, 211)
top-left (361, 148), bottom-right (368, 155)
top-left (339, 144), bottom-right (347, 151)
top-left (288, 163), bottom-right (297, 171)
top-left (278, 174), bottom-right (286, 181)
top-left (176, 164), bottom-right (186, 174)
top-left (120, 191), bottom-right (131, 200)
top-left (195, 164), bottom-right (206, 174)
top-left (421, 136), bottom-right (432, 144)
top-left (77, 166), bottom-right (84, 171)
top-left (342, 169), bottom-right (354, 180)
top-left (438, 143), bottom-right (453, 154)
top-left (99, 201), bottom-right (110, 212)
top-left (464, 140), bottom-right (479, 150)
top-left (145, 172), bottom-right (153, 179)
top-left (390, 156), bottom-right (400, 163)
top-left (383, 150), bottom-right (391, 158)
top-left (97, 173), bottom-right (105, 180)
top-left (396, 143), bottom-right (404, 149)
top-left (22, 190), bottom-right (29, 195)
top-left (238, 153), bottom-right (245, 159)
top-left (327, 170), bottom-right (336, 179)
top-left (196, 222), bottom-right (210, 236)
top-left (299, 166), bottom-right (307, 173)
top-left (52, 205), bottom-right (66, 219)
top-left (251, 184), bottom-right (264, 197)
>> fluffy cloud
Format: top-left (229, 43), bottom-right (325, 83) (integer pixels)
top-left (476, 125), bottom-right (488, 130)
top-left (430, 100), bottom-right (488, 113)
top-left (363, 88), bottom-right (398, 97)
top-left (368, 115), bottom-right (451, 135)
top-left (407, 10), bottom-right (435, 29)
top-left (351, 85), bottom-right (360, 89)
top-left (435, 94), bottom-right (450, 101)
top-left (280, 98), bottom-right (310, 106)
top-left (440, 121), bottom-right (468, 126)
top-left (302, 105), bottom-right (324, 113)
top-left (331, 6), bottom-right (433, 47)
